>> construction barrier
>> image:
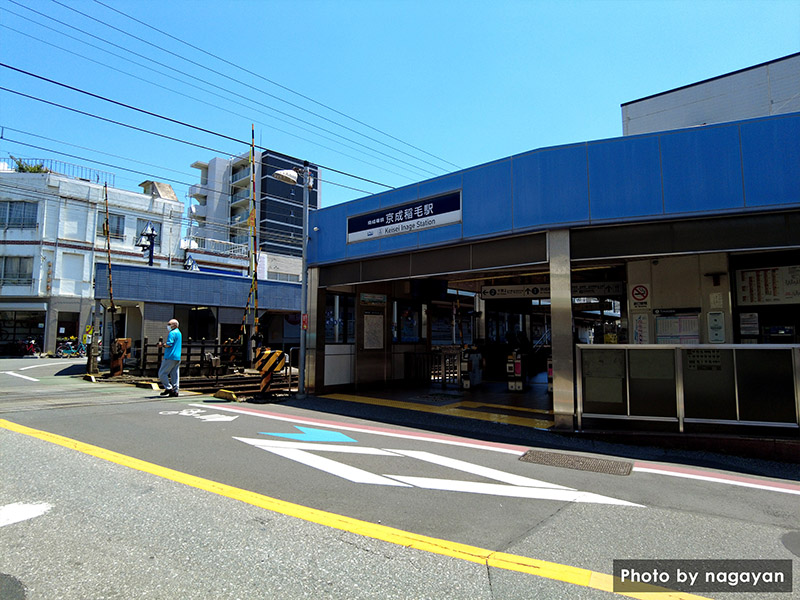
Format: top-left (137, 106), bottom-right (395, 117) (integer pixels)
top-left (255, 347), bottom-right (286, 393)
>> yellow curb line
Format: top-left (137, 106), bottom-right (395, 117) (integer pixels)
top-left (0, 418), bottom-right (709, 599)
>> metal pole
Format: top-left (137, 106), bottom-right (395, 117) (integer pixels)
top-left (299, 161), bottom-right (309, 398)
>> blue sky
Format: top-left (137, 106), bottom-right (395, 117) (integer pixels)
top-left (1, 0), bottom-right (798, 211)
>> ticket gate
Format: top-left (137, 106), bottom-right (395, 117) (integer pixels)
top-left (460, 348), bottom-right (483, 389)
top-left (506, 350), bottom-right (524, 391)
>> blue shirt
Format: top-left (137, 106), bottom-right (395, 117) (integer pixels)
top-left (164, 328), bottom-right (182, 361)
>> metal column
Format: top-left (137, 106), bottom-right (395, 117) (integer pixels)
top-left (549, 229), bottom-right (574, 429)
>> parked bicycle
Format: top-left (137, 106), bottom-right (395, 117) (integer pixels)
top-left (56, 340), bottom-right (86, 358)
top-left (18, 338), bottom-right (42, 356)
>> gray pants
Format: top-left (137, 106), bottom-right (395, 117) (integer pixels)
top-left (158, 359), bottom-right (181, 391)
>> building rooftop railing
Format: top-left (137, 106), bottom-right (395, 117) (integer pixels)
top-left (1, 158), bottom-right (116, 187)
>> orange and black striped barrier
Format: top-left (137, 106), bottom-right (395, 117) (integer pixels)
top-left (254, 347), bottom-right (286, 393)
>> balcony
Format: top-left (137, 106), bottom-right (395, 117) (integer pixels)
top-left (189, 184), bottom-right (210, 199)
top-left (188, 236), bottom-right (248, 257)
top-left (230, 212), bottom-right (250, 227)
top-left (230, 188), bottom-right (251, 207)
top-left (192, 204), bottom-right (207, 217)
top-left (230, 166), bottom-right (251, 186)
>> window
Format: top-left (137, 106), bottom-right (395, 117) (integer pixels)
top-left (324, 293), bottom-right (355, 344)
top-left (136, 219), bottom-right (162, 250)
top-left (393, 301), bottom-right (421, 343)
top-left (97, 212), bottom-right (125, 240)
top-left (1, 256), bottom-right (34, 285)
top-left (267, 271), bottom-right (300, 282)
top-left (0, 201), bottom-right (38, 228)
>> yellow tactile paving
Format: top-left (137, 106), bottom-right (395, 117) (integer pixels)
top-left (322, 393), bottom-right (554, 429)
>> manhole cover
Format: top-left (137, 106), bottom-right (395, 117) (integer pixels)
top-left (519, 450), bottom-right (632, 475)
top-left (0, 573), bottom-right (26, 600)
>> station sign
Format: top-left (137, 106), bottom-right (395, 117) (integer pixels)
top-left (480, 282), bottom-right (623, 299)
top-left (347, 192), bottom-right (461, 244)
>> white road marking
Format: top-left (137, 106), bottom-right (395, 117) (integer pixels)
top-left (1, 371), bottom-right (39, 382)
top-left (19, 363), bottom-right (62, 371)
top-left (235, 438), bottom-right (400, 455)
top-left (236, 437), bottom-right (642, 506)
top-left (384, 476), bottom-right (643, 506)
top-left (258, 447), bottom-right (411, 487)
top-left (389, 449), bottom-right (571, 489)
top-left (0, 502), bottom-right (53, 527)
top-left (633, 466), bottom-right (800, 496)
top-left (194, 414), bottom-right (238, 423)
top-left (192, 403), bottom-right (525, 455)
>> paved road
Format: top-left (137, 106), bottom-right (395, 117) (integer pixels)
top-left (1, 359), bottom-right (798, 599)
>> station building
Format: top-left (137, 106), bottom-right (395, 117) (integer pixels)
top-left (302, 56), bottom-right (800, 434)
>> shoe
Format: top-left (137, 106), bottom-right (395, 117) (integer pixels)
top-left (160, 389), bottom-right (172, 396)
top-left (169, 390), bottom-right (179, 397)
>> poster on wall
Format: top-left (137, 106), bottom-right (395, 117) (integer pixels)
top-left (363, 313), bottom-right (384, 350)
top-left (655, 314), bottom-right (699, 344)
top-left (736, 266), bottom-right (800, 305)
top-left (631, 313), bottom-right (650, 344)
top-left (739, 312), bottom-right (759, 336)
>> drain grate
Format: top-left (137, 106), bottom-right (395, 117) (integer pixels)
top-left (519, 450), bottom-right (632, 476)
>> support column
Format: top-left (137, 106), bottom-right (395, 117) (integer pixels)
top-left (549, 229), bottom-right (574, 429)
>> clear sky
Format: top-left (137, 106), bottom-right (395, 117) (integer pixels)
top-left (1, 0), bottom-right (798, 212)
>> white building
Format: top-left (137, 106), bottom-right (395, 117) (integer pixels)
top-left (622, 52), bottom-right (800, 135)
top-left (0, 159), bottom-right (184, 355)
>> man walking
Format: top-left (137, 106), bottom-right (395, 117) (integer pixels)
top-left (158, 319), bottom-right (182, 397)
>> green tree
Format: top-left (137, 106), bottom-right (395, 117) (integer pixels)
top-left (10, 156), bottom-right (49, 173)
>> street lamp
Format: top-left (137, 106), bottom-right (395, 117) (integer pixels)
top-left (273, 161), bottom-right (311, 398)
top-left (136, 221), bottom-right (158, 266)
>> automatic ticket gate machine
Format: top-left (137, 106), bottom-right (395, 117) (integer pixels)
top-left (506, 350), bottom-right (524, 391)
top-left (460, 347), bottom-right (483, 389)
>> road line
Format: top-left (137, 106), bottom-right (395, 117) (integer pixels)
top-left (255, 447), bottom-right (411, 487)
top-left (1, 371), bottom-right (39, 382)
top-left (389, 449), bottom-right (571, 489)
top-left (235, 437), bottom-right (402, 455)
top-left (0, 502), bottom-right (53, 527)
top-left (384, 476), bottom-right (643, 506)
top-left (633, 463), bottom-right (800, 495)
top-left (0, 418), bottom-right (709, 599)
top-left (189, 403), bottom-right (528, 455)
top-left (19, 363), bottom-right (62, 371)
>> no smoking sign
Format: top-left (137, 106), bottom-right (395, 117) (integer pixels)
top-left (631, 284), bottom-right (650, 308)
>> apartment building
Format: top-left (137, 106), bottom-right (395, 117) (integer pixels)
top-left (0, 159), bottom-right (184, 355)
top-left (188, 150), bottom-right (318, 273)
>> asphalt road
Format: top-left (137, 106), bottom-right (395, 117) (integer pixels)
top-left (1, 358), bottom-right (798, 599)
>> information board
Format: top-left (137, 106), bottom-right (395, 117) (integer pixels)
top-left (736, 266), bottom-right (800, 305)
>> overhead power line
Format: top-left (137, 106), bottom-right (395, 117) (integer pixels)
top-left (0, 64), bottom-right (394, 189)
top-left (1, 136), bottom-right (374, 197)
top-left (7, 0), bottom-right (446, 177)
top-left (0, 23), bottom-right (425, 182)
top-left (83, 0), bottom-right (462, 171)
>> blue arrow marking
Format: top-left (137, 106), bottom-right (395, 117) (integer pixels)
top-left (259, 426), bottom-right (357, 443)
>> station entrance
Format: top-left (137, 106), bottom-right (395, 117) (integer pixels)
top-left (312, 245), bottom-right (626, 428)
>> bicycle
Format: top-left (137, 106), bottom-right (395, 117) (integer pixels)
top-left (18, 338), bottom-right (42, 356)
top-left (56, 340), bottom-right (87, 358)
